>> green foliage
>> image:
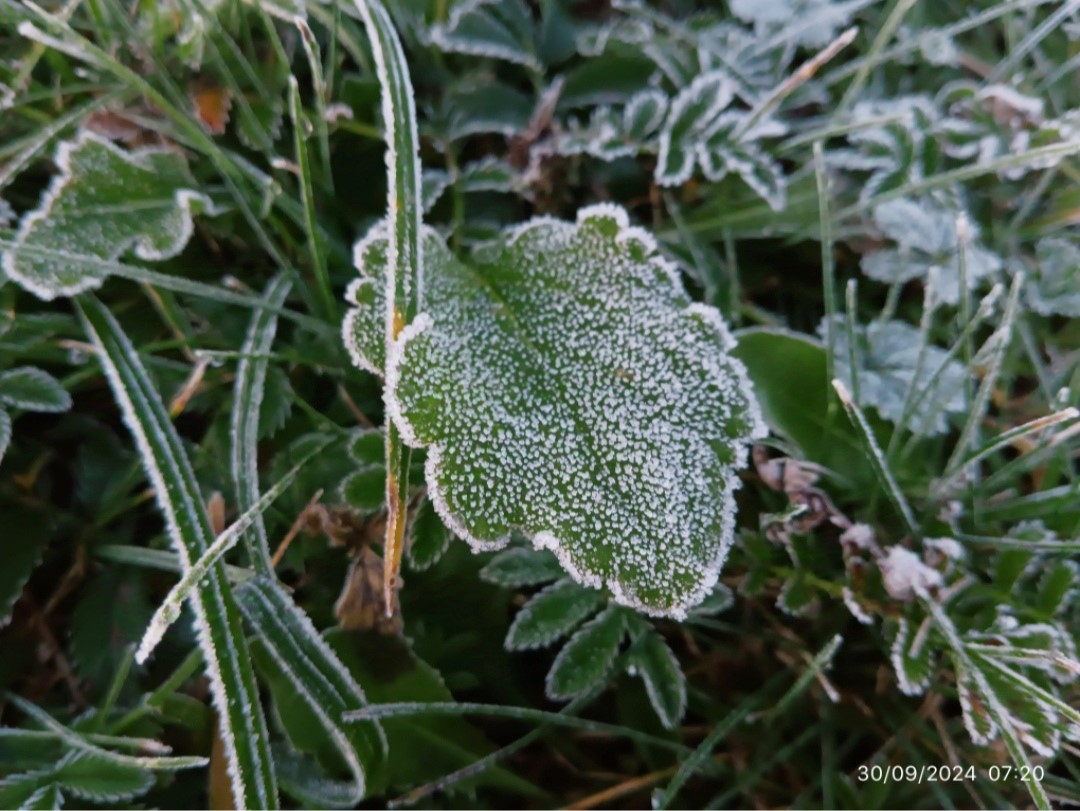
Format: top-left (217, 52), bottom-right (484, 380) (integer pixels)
top-left (1, 0), bottom-right (1079, 807)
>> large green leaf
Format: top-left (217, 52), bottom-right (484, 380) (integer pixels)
top-left (345, 205), bottom-right (765, 617)
top-left (3, 132), bottom-right (211, 301)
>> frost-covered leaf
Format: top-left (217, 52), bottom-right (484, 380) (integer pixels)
top-left (52, 751), bottom-right (154, 803)
top-left (829, 97), bottom-right (940, 202)
top-left (701, 137), bottom-right (787, 212)
top-left (479, 546), bottom-right (564, 588)
top-left (623, 89), bottom-right (668, 142)
top-left (505, 579), bottom-right (605, 650)
top-left (407, 499), bottom-right (452, 571)
top-left (0, 770), bottom-right (51, 809)
top-left (777, 572), bottom-right (819, 617)
top-left (430, 76), bottom-right (534, 144)
top-left (688, 583), bottom-right (734, 616)
top-left (890, 616), bottom-right (937, 696)
top-left (625, 630), bottom-right (686, 729)
top-left (557, 105), bottom-right (636, 161)
top-left (729, 0), bottom-right (870, 48)
top-left (3, 132), bottom-right (211, 301)
top-left (1036, 560), bottom-right (1079, 616)
top-left (1026, 238), bottom-right (1080, 317)
top-left (0, 367), bottom-right (71, 413)
top-left (861, 198), bottom-right (1002, 304)
top-left (458, 156), bottom-right (518, 195)
top-left (546, 606), bottom-right (626, 700)
top-left (422, 169), bottom-right (452, 214)
top-left (430, 0), bottom-right (541, 71)
top-left (656, 72), bottom-right (736, 186)
top-left (345, 205), bottom-right (765, 617)
top-left (257, 366), bottom-right (293, 440)
top-left (825, 317), bottom-right (968, 436)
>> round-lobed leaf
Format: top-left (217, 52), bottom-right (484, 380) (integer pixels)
top-left (3, 131), bottom-right (211, 301)
top-left (345, 204), bottom-right (765, 617)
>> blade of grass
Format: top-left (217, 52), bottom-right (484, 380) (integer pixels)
top-left (76, 294), bottom-right (278, 809)
top-left (814, 142), bottom-right (837, 403)
top-left (5, 693), bottom-right (208, 772)
top-left (231, 274), bottom-right (291, 575)
top-left (353, 0), bottom-right (423, 616)
top-left (134, 438), bottom-right (331, 664)
top-left (0, 239), bottom-right (329, 333)
top-left (835, 0), bottom-right (917, 116)
top-left (944, 275), bottom-right (1023, 478)
top-left (235, 576), bottom-right (389, 807)
top-left (833, 379), bottom-right (920, 536)
top-left (288, 77), bottom-right (336, 320)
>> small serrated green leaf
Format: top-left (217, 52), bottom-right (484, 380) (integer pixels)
top-left (546, 606), bottom-right (627, 700)
top-left (479, 547), bottom-right (564, 588)
top-left (407, 499), bottom-right (452, 572)
top-left (4, 132), bottom-right (211, 301)
top-left (341, 468), bottom-right (386, 513)
top-left (626, 630), bottom-right (686, 729)
top-left (505, 579), bottom-right (605, 651)
top-left (52, 751), bottom-right (154, 803)
top-left (0, 367), bottom-right (71, 413)
top-left (0, 769), bottom-right (50, 809)
top-left (430, 0), bottom-right (541, 71)
top-left (0, 506), bottom-right (51, 627)
top-left (257, 365), bottom-right (294, 440)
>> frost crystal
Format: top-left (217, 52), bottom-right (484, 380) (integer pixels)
top-left (3, 131), bottom-right (210, 301)
top-left (344, 205), bottom-right (765, 617)
top-left (879, 546), bottom-right (943, 602)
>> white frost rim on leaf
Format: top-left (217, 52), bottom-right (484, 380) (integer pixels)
top-left (656, 71), bottom-right (737, 187)
top-left (429, 0), bottom-right (541, 71)
top-left (3, 130), bottom-right (211, 301)
top-left (384, 203), bottom-right (766, 618)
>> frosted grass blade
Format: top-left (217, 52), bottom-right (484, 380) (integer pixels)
top-left (352, 0), bottom-right (423, 615)
top-left (235, 576), bottom-right (389, 806)
top-left (231, 274), bottom-right (292, 575)
top-left (76, 295), bottom-right (277, 810)
top-left (134, 439), bottom-right (330, 664)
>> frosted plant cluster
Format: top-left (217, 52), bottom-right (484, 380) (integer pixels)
top-left (344, 204), bottom-right (765, 617)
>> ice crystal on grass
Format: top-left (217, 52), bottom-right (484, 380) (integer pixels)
top-left (345, 205), bottom-right (765, 617)
top-left (3, 132), bottom-right (211, 301)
